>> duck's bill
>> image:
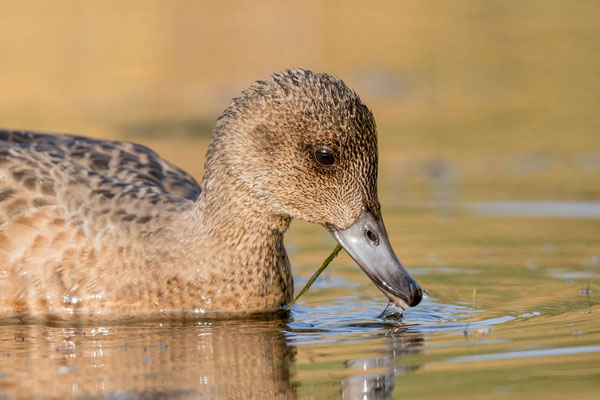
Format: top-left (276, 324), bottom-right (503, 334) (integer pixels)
top-left (328, 207), bottom-right (422, 310)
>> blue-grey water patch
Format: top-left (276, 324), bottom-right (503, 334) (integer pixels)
top-left (464, 201), bottom-right (600, 219)
top-left (441, 345), bottom-right (600, 364)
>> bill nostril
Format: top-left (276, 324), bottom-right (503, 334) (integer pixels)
top-left (364, 227), bottom-right (379, 246)
top-left (409, 283), bottom-right (423, 307)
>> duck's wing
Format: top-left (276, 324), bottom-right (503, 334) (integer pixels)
top-left (0, 129), bottom-right (201, 200)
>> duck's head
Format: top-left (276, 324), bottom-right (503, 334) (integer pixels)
top-left (206, 69), bottom-right (422, 309)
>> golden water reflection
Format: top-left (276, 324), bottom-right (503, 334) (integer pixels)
top-left (0, 318), bottom-right (296, 399)
top-left (0, 318), bottom-right (431, 399)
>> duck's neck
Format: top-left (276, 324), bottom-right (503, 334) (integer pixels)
top-left (194, 184), bottom-right (292, 255)
top-left (164, 182), bottom-right (293, 313)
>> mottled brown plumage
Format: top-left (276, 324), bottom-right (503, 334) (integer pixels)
top-left (0, 69), bottom-right (380, 320)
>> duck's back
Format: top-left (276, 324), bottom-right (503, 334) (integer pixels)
top-left (0, 129), bottom-right (201, 201)
top-left (0, 129), bottom-right (202, 318)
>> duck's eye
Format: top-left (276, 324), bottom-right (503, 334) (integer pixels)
top-left (314, 149), bottom-right (335, 166)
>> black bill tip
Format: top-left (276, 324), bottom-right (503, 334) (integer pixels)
top-left (409, 282), bottom-right (422, 307)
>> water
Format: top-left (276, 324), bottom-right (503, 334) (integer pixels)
top-left (1, 1), bottom-right (600, 398)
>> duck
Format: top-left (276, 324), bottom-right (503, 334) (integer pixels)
top-left (0, 69), bottom-right (422, 320)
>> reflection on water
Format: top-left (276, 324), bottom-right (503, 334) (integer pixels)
top-left (0, 316), bottom-right (429, 399)
top-left (0, 318), bottom-right (297, 399)
top-left (340, 327), bottom-right (423, 400)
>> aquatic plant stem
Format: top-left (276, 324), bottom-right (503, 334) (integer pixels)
top-left (287, 244), bottom-right (343, 310)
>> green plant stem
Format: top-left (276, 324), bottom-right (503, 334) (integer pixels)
top-left (287, 243), bottom-right (343, 310)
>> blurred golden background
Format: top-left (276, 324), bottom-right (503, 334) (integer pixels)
top-left (1, 0), bottom-right (599, 204)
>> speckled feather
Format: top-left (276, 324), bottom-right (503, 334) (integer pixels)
top-left (0, 69), bottom-right (380, 320)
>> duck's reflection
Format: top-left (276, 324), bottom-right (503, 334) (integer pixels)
top-left (0, 316), bottom-right (424, 399)
top-left (0, 316), bottom-right (297, 399)
top-left (341, 325), bottom-right (424, 400)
